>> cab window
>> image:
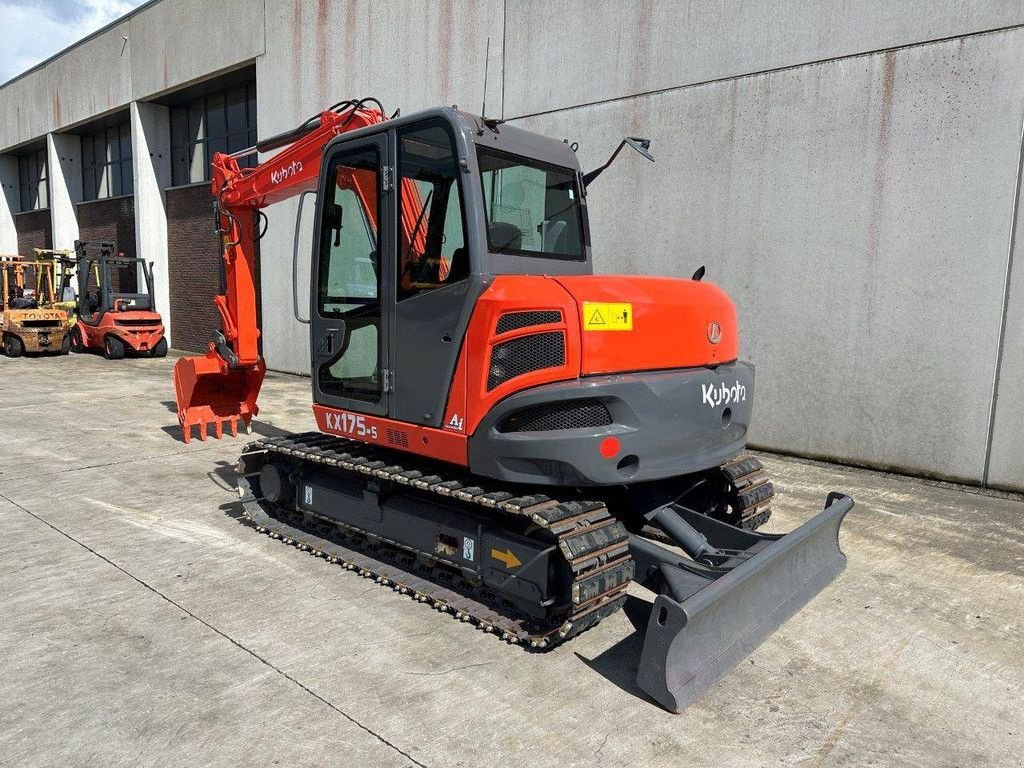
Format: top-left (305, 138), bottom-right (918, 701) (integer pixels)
top-left (397, 120), bottom-right (469, 300)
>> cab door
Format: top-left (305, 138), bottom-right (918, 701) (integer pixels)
top-left (310, 133), bottom-right (392, 416)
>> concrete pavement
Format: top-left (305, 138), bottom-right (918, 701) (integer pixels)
top-left (0, 352), bottom-right (1021, 767)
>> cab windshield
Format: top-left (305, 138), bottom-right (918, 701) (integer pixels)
top-left (478, 148), bottom-right (585, 260)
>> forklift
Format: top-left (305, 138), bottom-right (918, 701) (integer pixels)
top-left (69, 241), bottom-right (167, 359)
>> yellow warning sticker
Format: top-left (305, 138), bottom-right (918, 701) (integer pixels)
top-left (583, 302), bottom-right (633, 331)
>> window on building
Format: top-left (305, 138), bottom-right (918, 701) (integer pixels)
top-left (81, 123), bottom-right (133, 201)
top-left (18, 149), bottom-right (48, 211)
top-left (170, 80), bottom-right (257, 186)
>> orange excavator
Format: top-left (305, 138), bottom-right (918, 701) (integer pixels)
top-left (173, 98), bottom-right (853, 712)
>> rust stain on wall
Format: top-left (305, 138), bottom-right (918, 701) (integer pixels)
top-left (292, 0), bottom-right (305, 116)
top-left (316, 0), bottom-right (330, 104)
top-left (438, 0), bottom-right (454, 98)
top-left (631, 0), bottom-right (654, 92)
top-left (344, 0), bottom-right (359, 87)
top-left (52, 90), bottom-right (62, 126)
top-left (864, 50), bottom-right (897, 325)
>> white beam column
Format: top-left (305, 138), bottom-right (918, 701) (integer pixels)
top-left (130, 101), bottom-right (172, 343)
top-left (46, 133), bottom-right (82, 252)
top-left (0, 155), bottom-right (19, 254)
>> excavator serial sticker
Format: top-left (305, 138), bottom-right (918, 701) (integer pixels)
top-left (583, 302), bottom-right (633, 331)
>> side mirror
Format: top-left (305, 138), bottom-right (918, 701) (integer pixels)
top-left (582, 136), bottom-right (655, 187)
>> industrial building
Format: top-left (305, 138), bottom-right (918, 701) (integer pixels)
top-left (1, 0), bottom-right (1022, 492)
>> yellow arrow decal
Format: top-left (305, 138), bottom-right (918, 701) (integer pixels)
top-left (490, 547), bottom-right (522, 569)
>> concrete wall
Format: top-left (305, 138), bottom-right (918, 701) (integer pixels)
top-left (130, 101), bottom-right (172, 337)
top-left (987, 161), bottom-right (1024, 490)
top-left (0, 156), bottom-right (18, 253)
top-left (46, 133), bottom-right (81, 251)
top-left (2, 0), bottom-right (1023, 489)
top-left (514, 29), bottom-right (1024, 486)
top-left (0, 0), bottom-right (264, 150)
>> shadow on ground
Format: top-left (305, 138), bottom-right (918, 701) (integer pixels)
top-left (576, 595), bottom-right (659, 707)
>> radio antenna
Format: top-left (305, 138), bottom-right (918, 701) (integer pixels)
top-left (481, 37), bottom-right (491, 117)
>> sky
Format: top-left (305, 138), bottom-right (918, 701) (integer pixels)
top-left (0, 0), bottom-right (148, 84)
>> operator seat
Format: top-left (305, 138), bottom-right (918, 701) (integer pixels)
top-left (488, 222), bottom-right (522, 252)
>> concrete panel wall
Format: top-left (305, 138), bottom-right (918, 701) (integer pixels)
top-left (129, 0), bottom-right (264, 98)
top-left (46, 133), bottom-right (82, 252)
top-left (987, 161), bottom-right (1024, 491)
top-left (131, 102), bottom-right (172, 339)
top-left (0, 156), bottom-right (18, 253)
top-left (0, 0), bottom-right (264, 152)
top-left (256, 0), bottom-right (506, 375)
top-left (503, 0), bottom-right (1024, 117)
top-left (515, 29), bottom-right (1024, 484)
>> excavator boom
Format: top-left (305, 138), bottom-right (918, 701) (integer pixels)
top-left (173, 101), bottom-right (388, 442)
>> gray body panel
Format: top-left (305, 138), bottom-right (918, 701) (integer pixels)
top-left (469, 361), bottom-right (755, 486)
top-left (390, 274), bottom-right (489, 428)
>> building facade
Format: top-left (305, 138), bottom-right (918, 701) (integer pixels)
top-left (1, 0), bottom-right (1023, 491)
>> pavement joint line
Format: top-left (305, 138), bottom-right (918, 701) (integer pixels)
top-left (0, 491), bottom-right (429, 768)
top-left (1, 445), bottom-right (223, 480)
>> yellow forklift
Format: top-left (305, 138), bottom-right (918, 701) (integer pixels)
top-left (34, 248), bottom-right (79, 328)
top-left (0, 256), bottom-right (70, 357)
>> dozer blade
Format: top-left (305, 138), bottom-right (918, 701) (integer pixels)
top-left (173, 352), bottom-right (266, 443)
top-left (634, 492), bottom-right (854, 713)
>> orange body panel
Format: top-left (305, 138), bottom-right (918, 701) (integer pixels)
top-left (442, 274), bottom-right (739, 439)
top-left (313, 404), bottom-right (467, 465)
top-left (553, 275), bottom-right (739, 375)
top-left (443, 276), bottom-right (581, 437)
top-left (77, 312), bottom-right (165, 353)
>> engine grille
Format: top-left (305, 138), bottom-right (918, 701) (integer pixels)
top-left (115, 319), bottom-right (159, 327)
top-left (495, 311), bottom-right (562, 335)
top-left (487, 331), bottom-right (566, 391)
top-left (498, 399), bottom-right (613, 433)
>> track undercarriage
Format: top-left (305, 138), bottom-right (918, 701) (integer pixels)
top-left (236, 432), bottom-right (852, 712)
top-left (237, 432), bottom-right (779, 646)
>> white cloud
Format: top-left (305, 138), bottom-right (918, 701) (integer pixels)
top-left (0, 0), bottom-right (147, 84)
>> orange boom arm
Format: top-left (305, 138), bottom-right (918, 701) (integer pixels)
top-left (172, 101), bottom-right (389, 442)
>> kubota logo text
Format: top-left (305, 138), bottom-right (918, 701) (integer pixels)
top-left (702, 381), bottom-right (746, 408)
top-left (271, 160), bottom-right (303, 185)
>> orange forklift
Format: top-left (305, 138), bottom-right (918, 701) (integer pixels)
top-left (69, 241), bottom-right (167, 359)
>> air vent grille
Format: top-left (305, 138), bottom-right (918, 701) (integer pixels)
top-left (487, 331), bottom-right (566, 391)
top-left (498, 399), bottom-right (613, 433)
top-left (496, 310), bottom-right (562, 335)
top-left (386, 428), bottom-right (409, 448)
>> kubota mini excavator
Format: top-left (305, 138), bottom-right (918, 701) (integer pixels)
top-left (173, 98), bottom-right (854, 712)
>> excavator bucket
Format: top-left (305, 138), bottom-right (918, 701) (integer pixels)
top-left (633, 492), bottom-right (854, 712)
top-left (173, 352), bottom-right (266, 443)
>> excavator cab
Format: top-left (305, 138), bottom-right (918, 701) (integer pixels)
top-left (175, 102), bottom-right (853, 712)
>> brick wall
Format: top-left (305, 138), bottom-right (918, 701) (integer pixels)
top-left (13, 209), bottom-right (52, 255)
top-left (77, 196), bottom-right (137, 293)
top-left (166, 184), bottom-right (262, 354)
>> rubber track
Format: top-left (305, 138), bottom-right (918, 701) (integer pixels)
top-left (719, 453), bottom-right (775, 529)
top-left (236, 432), bottom-right (634, 649)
